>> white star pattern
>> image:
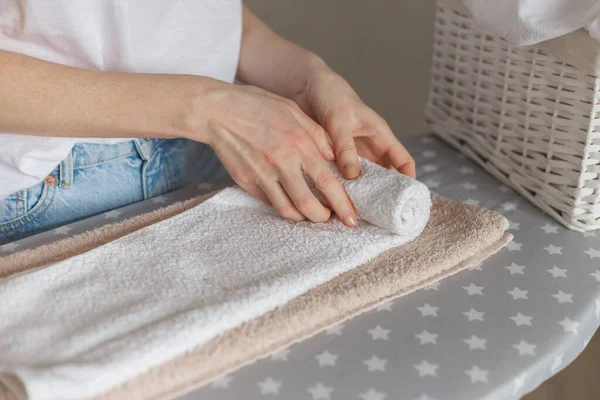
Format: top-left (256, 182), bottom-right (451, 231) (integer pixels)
top-left (0, 242), bottom-right (19, 253)
top-left (420, 136), bottom-right (434, 144)
top-left (415, 330), bottom-right (438, 345)
top-left (104, 210), bottom-right (123, 219)
top-left (463, 308), bottom-right (485, 321)
top-left (307, 383), bottom-right (333, 400)
top-left (210, 375), bottom-right (232, 389)
top-left (506, 241), bottom-right (522, 251)
top-left (505, 263), bottom-right (525, 275)
top-left (502, 202), bottom-right (517, 211)
top-left (584, 248), bottom-right (600, 258)
top-left (460, 182), bottom-right (477, 191)
top-left (583, 231), bottom-right (596, 237)
top-left (463, 198), bottom-right (480, 206)
top-left (422, 150), bottom-right (436, 158)
top-left (270, 348), bottom-right (291, 361)
top-left (465, 365), bottom-right (489, 383)
top-left (552, 291), bottom-right (573, 304)
top-left (547, 266), bottom-right (567, 278)
top-left (315, 351), bottom-right (338, 367)
top-left (463, 335), bottom-right (487, 350)
top-left (550, 353), bottom-right (564, 373)
top-left (359, 388), bottom-right (386, 400)
top-left (513, 340), bottom-right (536, 356)
top-left (463, 283), bottom-right (484, 295)
top-left (364, 355), bottom-right (387, 372)
top-left (53, 226), bottom-right (73, 235)
top-left (422, 164), bottom-right (438, 173)
top-left (507, 287), bottom-right (528, 300)
top-left (510, 313), bottom-right (533, 326)
top-left (376, 302), bottom-right (393, 312)
top-left (257, 377), bottom-right (281, 395)
top-left (558, 317), bottom-right (579, 334)
top-left (325, 324), bottom-right (343, 336)
top-left (417, 303), bottom-right (439, 317)
top-left (541, 223), bottom-right (559, 234)
top-left (424, 179), bottom-right (440, 188)
top-left (414, 360), bottom-right (438, 377)
top-left (591, 270), bottom-right (600, 282)
top-left (368, 325), bottom-right (390, 340)
top-left (458, 166), bottom-right (474, 175)
top-left (151, 195), bottom-right (168, 204)
top-left (508, 220), bottom-right (520, 230)
top-left (544, 244), bottom-right (562, 255)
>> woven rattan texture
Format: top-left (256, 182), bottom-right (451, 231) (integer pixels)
top-left (425, 5), bottom-right (600, 231)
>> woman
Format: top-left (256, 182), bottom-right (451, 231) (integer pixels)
top-left (0, 0), bottom-right (415, 246)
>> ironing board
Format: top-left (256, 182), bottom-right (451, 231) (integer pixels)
top-left (2, 134), bottom-right (598, 400)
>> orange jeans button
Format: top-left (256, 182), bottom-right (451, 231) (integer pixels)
top-left (44, 175), bottom-right (57, 186)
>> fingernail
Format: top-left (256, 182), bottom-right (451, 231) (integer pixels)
top-left (345, 214), bottom-right (357, 227)
top-left (343, 163), bottom-right (360, 179)
top-left (326, 145), bottom-right (335, 160)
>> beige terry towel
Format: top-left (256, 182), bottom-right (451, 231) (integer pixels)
top-left (0, 193), bottom-right (511, 400)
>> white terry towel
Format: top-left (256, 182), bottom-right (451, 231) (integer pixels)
top-left (0, 159), bottom-right (430, 400)
top-left (462, 0), bottom-right (600, 45)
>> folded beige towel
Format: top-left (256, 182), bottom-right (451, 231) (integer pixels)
top-left (0, 192), bottom-right (511, 400)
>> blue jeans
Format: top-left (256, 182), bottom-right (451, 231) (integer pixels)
top-left (0, 138), bottom-right (227, 245)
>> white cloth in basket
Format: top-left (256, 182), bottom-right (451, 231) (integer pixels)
top-left (462, 0), bottom-right (600, 45)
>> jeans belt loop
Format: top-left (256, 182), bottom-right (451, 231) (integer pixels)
top-left (133, 138), bottom-right (159, 161)
top-left (59, 150), bottom-right (74, 188)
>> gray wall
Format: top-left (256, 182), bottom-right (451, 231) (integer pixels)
top-left (245, 0), bottom-right (436, 137)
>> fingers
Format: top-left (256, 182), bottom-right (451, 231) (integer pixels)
top-left (278, 167), bottom-right (332, 223)
top-left (259, 181), bottom-right (306, 222)
top-left (386, 140), bottom-right (416, 179)
top-left (330, 126), bottom-right (361, 180)
top-left (304, 160), bottom-right (357, 227)
top-left (291, 110), bottom-right (335, 162)
top-left (242, 184), bottom-right (272, 205)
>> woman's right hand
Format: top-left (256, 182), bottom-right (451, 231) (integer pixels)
top-left (197, 81), bottom-right (357, 227)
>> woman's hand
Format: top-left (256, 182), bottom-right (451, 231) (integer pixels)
top-left (235, 6), bottom-right (415, 181)
top-left (295, 67), bottom-right (416, 180)
top-left (198, 81), bottom-right (357, 227)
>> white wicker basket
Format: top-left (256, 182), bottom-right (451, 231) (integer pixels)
top-left (424, 4), bottom-right (600, 231)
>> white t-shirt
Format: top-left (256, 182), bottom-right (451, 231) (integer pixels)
top-left (0, 0), bottom-right (242, 199)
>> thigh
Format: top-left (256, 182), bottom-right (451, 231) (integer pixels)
top-left (162, 139), bottom-right (229, 190)
top-left (0, 143), bottom-right (145, 245)
top-left (46, 152), bottom-right (145, 225)
top-left (0, 175), bottom-right (59, 245)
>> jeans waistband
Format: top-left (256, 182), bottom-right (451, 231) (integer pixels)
top-left (57, 139), bottom-right (164, 187)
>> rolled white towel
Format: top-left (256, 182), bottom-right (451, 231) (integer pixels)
top-left (318, 158), bottom-right (431, 238)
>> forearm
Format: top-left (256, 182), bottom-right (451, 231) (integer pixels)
top-left (0, 50), bottom-right (213, 141)
top-left (236, 6), bottom-right (333, 105)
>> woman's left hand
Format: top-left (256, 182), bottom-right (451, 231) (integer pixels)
top-left (295, 67), bottom-right (416, 180)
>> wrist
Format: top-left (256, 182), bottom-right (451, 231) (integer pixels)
top-left (169, 75), bottom-right (225, 145)
top-left (292, 53), bottom-right (332, 99)
top-left (293, 54), bottom-right (358, 118)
